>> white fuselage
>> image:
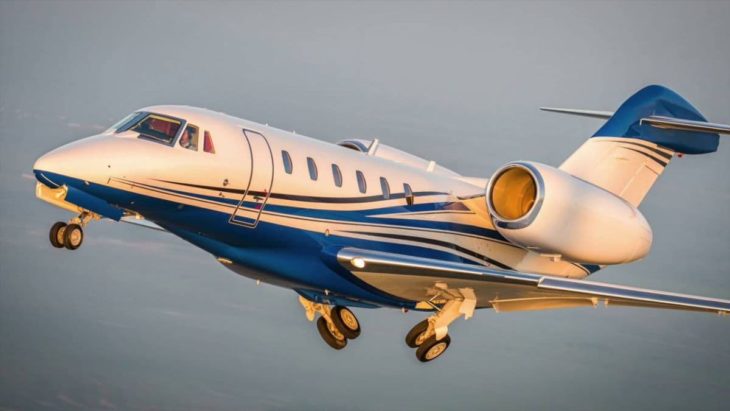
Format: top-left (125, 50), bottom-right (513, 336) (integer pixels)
top-left (34, 105), bottom-right (601, 304)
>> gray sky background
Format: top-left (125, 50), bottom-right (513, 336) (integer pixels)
top-left (1, 1), bottom-right (729, 410)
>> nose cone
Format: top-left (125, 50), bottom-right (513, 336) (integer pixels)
top-left (34, 146), bottom-right (74, 188)
top-left (33, 135), bottom-right (109, 188)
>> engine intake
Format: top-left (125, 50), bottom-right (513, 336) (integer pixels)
top-left (489, 165), bottom-right (538, 222)
top-left (486, 161), bottom-right (652, 265)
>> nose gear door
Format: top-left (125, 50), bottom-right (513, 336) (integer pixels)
top-left (229, 129), bottom-right (274, 228)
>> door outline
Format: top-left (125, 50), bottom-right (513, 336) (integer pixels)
top-left (229, 129), bottom-right (274, 228)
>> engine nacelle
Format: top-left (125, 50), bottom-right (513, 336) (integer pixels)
top-left (486, 161), bottom-right (653, 265)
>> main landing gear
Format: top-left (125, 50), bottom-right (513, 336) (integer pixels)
top-left (48, 212), bottom-right (93, 250)
top-left (299, 296), bottom-right (361, 350)
top-left (404, 286), bottom-right (477, 362)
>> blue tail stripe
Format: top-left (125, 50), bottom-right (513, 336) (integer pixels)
top-left (593, 85), bottom-right (719, 154)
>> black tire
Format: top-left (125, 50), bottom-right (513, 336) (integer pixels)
top-left (316, 316), bottom-right (347, 350)
top-left (63, 224), bottom-right (83, 250)
top-left (415, 335), bottom-right (451, 363)
top-left (405, 319), bottom-right (430, 348)
top-left (49, 222), bottom-right (67, 248)
top-left (331, 306), bottom-right (361, 339)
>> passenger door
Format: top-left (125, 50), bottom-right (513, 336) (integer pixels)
top-left (229, 129), bottom-right (274, 228)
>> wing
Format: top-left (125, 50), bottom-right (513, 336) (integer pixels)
top-left (337, 248), bottom-right (730, 314)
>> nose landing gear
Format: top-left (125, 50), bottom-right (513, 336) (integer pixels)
top-left (299, 296), bottom-right (361, 350)
top-left (48, 212), bottom-right (94, 250)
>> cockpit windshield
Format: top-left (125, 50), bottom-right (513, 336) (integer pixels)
top-left (108, 111), bottom-right (145, 133)
top-left (130, 114), bottom-right (183, 145)
top-left (113, 112), bottom-right (186, 145)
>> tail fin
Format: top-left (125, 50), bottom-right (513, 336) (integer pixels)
top-left (552, 85), bottom-right (728, 206)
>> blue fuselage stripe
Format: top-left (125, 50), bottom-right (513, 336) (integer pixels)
top-left (34, 170), bottom-right (599, 307)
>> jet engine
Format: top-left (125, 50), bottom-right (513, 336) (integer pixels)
top-left (486, 161), bottom-right (652, 265)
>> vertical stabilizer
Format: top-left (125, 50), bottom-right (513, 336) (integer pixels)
top-left (556, 85), bottom-right (724, 206)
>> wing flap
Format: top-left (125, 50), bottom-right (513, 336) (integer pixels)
top-left (491, 297), bottom-right (598, 313)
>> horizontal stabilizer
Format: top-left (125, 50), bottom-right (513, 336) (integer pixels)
top-left (640, 116), bottom-right (730, 135)
top-left (542, 107), bottom-right (730, 136)
top-left (540, 107), bottom-right (614, 119)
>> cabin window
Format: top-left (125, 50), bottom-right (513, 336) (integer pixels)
top-left (179, 124), bottom-right (199, 151)
top-left (203, 131), bottom-right (216, 154)
top-left (356, 170), bottom-right (367, 194)
top-left (307, 157), bottom-right (318, 180)
top-left (130, 113), bottom-right (184, 145)
top-left (332, 164), bottom-right (343, 187)
top-left (404, 183), bottom-right (414, 205)
top-left (282, 150), bottom-right (293, 174)
top-left (380, 177), bottom-right (390, 199)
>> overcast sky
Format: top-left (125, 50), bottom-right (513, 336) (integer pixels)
top-left (1, 1), bottom-right (729, 410)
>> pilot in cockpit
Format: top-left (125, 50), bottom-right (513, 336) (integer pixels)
top-left (179, 126), bottom-right (198, 151)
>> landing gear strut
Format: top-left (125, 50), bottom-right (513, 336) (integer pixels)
top-left (48, 211), bottom-right (94, 250)
top-left (405, 285), bottom-right (476, 362)
top-left (299, 296), bottom-right (361, 350)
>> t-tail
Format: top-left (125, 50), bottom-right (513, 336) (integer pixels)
top-left (544, 85), bottom-right (730, 206)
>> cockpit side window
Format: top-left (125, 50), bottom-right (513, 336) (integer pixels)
top-left (179, 124), bottom-right (199, 151)
top-left (130, 113), bottom-right (183, 145)
top-left (203, 131), bottom-right (216, 154)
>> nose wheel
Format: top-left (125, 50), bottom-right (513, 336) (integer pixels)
top-left (63, 224), bottom-right (84, 250)
top-left (49, 222), bottom-right (67, 248)
top-left (48, 212), bottom-right (93, 250)
top-left (49, 222), bottom-right (84, 250)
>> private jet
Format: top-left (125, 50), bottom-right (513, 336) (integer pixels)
top-left (33, 85), bottom-right (730, 362)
